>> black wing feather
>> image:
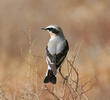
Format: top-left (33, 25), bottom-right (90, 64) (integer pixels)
top-left (46, 40), bottom-right (69, 69)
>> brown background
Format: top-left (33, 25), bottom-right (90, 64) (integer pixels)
top-left (0, 0), bottom-right (110, 100)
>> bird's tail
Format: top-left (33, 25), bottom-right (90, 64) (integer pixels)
top-left (44, 70), bottom-right (56, 84)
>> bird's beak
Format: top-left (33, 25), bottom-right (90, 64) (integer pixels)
top-left (41, 28), bottom-right (47, 30)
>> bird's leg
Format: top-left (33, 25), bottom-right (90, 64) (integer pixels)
top-left (59, 67), bottom-right (65, 79)
top-left (59, 67), bottom-right (68, 84)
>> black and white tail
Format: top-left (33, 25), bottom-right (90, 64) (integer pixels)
top-left (44, 70), bottom-right (56, 84)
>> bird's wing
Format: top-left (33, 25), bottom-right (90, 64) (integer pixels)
top-left (46, 40), bottom-right (69, 71)
top-left (46, 46), bottom-right (57, 75)
top-left (56, 40), bottom-right (69, 68)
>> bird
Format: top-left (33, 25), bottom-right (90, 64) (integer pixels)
top-left (41, 25), bottom-right (69, 84)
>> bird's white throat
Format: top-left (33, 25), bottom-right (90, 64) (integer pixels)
top-left (49, 32), bottom-right (57, 39)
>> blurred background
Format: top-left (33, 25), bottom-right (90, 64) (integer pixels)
top-left (0, 0), bottom-right (110, 100)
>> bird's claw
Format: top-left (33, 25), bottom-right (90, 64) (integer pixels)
top-left (63, 75), bottom-right (69, 84)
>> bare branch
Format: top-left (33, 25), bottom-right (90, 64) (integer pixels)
top-left (44, 85), bottom-right (60, 100)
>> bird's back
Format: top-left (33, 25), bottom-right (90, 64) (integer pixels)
top-left (47, 36), bottom-right (66, 55)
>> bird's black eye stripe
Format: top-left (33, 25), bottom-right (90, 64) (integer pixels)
top-left (47, 28), bottom-right (53, 31)
top-left (47, 28), bottom-right (59, 33)
top-left (52, 29), bottom-right (59, 33)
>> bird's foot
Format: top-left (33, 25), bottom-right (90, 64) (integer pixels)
top-left (63, 75), bottom-right (69, 84)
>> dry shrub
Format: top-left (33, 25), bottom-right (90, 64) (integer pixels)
top-left (35, 43), bottom-right (95, 100)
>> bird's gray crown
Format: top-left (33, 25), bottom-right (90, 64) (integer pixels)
top-left (41, 25), bottom-right (63, 34)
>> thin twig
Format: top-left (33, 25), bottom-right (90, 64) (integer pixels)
top-left (44, 85), bottom-right (60, 100)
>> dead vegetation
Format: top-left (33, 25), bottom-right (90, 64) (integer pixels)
top-left (0, 0), bottom-right (110, 99)
top-left (0, 32), bottom-right (107, 100)
top-left (35, 44), bottom-right (95, 100)
top-left (18, 35), bottom-right (95, 100)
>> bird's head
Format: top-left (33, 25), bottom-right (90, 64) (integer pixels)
top-left (41, 25), bottom-right (63, 38)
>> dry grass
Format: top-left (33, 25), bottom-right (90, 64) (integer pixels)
top-left (0, 0), bottom-right (110, 100)
top-left (0, 35), bottom-right (110, 100)
top-left (0, 36), bottom-right (96, 100)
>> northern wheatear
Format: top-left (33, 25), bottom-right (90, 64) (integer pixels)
top-left (41, 25), bottom-right (69, 84)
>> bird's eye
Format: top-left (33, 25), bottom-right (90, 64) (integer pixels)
top-left (47, 28), bottom-right (59, 33)
top-left (47, 28), bottom-right (53, 31)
